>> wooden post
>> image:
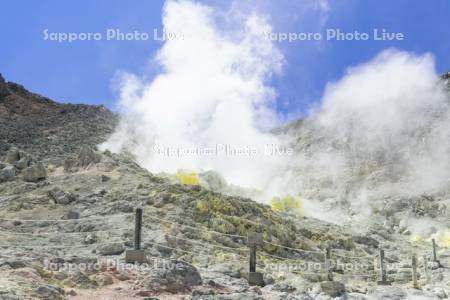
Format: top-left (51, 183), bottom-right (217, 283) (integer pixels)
top-left (431, 238), bottom-right (442, 268)
top-left (135, 208), bottom-right (143, 250)
top-left (249, 245), bottom-right (256, 272)
top-left (125, 208), bottom-right (146, 263)
top-left (377, 248), bottom-right (390, 285)
top-left (412, 255), bottom-right (418, 289)
top-left (325, 246), bottom-right (333, 281)
top-left (247, 232), bottom-right (264, 286)
top-left (432, 239), bottom-right (437, 262)
top-left (423, 254), bottom-right (430, 283)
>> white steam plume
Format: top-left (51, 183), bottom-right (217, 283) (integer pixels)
top-left (101, 0), bottom-right (287, 190)
top-left (281, 49), bottom-right (450, 224)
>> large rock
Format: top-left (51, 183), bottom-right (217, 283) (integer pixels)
top-left (14, 158), bottom-right (29, 170)
top-left (97, 243), bottom-right (125, 256)
top-left (320, 281), bottom-right (345, 297)
top-left (48, 187), bottom-right (75, 205)
top-left (139, 260), bottom-right (202, 293)
top-left (22, 163), bottom-right (46, 182)
top-left (0, 165), bottom-right (16, 182)
top-left (33, 284), bottom-right (65, 300)
top-left (5, 148), bottom-right (20, 164)
top-left (78, 146), bottom-right (101, 167)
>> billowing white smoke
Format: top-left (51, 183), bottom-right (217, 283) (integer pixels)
top-left (282, 49), bottom-right (450, 223)
top-left (101, 0), bottom-right (288, 190)
top-left (317, 50), bottom-right (450, 195)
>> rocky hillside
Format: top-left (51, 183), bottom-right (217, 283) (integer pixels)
top-left (0, 74), bottom-right (117, 160)
top-left (0, 75), bottom-right (449, 299)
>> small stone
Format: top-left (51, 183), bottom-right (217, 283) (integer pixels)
top-left (153, 192), bottom-right (174, 208)
top-left (115, 201), bottom-right (133, 213)
top-left (22, 163), bottom-right (47, 182)
top-left (63, 158), bottom-right (78, 173)
top-left (101, 175), bottom-right (110, 182)
top-left (192, 287), bottom-right (216, 296)
top-left (95, 274), bottom-right (114, 286)
top-left (84, 234), bottom-right (97, 244)
top-left (97, 243), bottom-right (125, 256)
top-left (113, 272), bottom-right (131, 281)
top-left (62, 211), bottom-right (80, 220)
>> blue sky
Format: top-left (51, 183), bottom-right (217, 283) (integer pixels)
top-left (0, 0), bottom-right (449, 116)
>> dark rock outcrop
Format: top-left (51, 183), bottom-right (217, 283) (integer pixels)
top-left (0, 74), bottom-right (117, 160)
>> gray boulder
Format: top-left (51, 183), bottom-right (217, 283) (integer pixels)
top-left (22, 163), bottom-right (46, 182)
top-left (5, 148), bottom-right (19, 164)
top-left (78, 146), bottom-right (101, 167)
top-left (0, 165), bottom-right (16, 182)
top-left (97, 242), bottom-right (125, 255)
top-left (33, 284), bottom-right (65, 300)
top-left (48, 187), bottom-right (75, 205)
top-left (320, 281), bottom-right (346, 297)
top-left (14, 157), bottom-right (30, 170)
top-left (141, 260), bottom-right (202, 293)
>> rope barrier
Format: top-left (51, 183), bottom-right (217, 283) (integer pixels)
top-left (0, 241), bottom-right (125, 249)
top-left (156, 231), bottom-right (248, 254)
top-left (263, 240), bottom-right (323, 255)
top-left (331, 251), bottom-right (375, 261)
top-left (384, 255), bottom-right (401, 263)
top-left (275, 269), bottom-right (328, 276)
top-left (143, 252), bottom-right (201, 270)
top-left (332, 249), bottom-right (372, 259)
top-left (0, 228), bottom-right (133, 237)
top-left (259, 252), bottom-right (317, 264)
top-left (143, 214), bottom-right (246, 239)
top-left (0, 213), bottom-right (132, 223)
top-left (339, 273), bottom-right (378, 278)
top-left (144, 240), bottom-right (201, 256)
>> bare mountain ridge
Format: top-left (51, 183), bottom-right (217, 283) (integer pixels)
top-left (0, 73), bottom-right (117, 160)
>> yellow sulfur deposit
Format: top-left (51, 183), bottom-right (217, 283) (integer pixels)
top-left (270, 195), bottom-right (304, 215)
top-left (410, 234), bottom-right (423, 243)
top-left (435, 231), bottom-right (450, 248)
top-left (176, 170), bottom-right (200, 185)
top-left (443, 232), bottom-right (450, 247)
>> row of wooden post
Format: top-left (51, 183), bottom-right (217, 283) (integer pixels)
top-left (125, 209), bottom-right (443, 288)
top-left (247, 234), bottom-right (443, 287)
